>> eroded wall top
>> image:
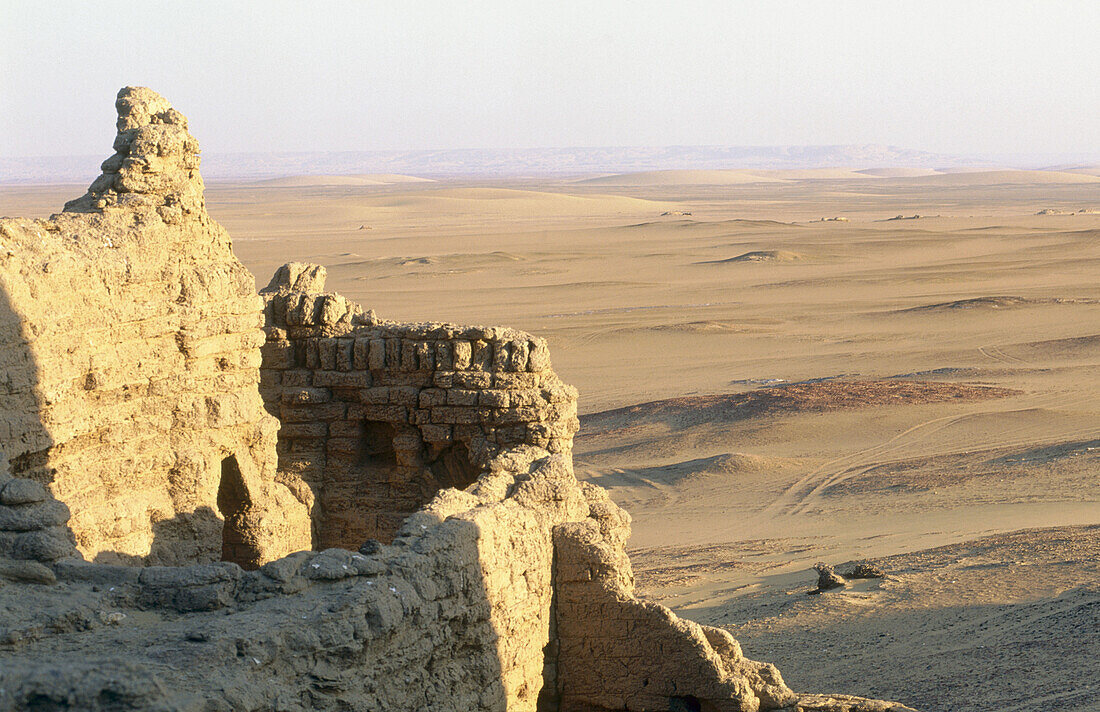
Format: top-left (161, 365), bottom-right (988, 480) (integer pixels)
top-left (0, 88), bottom-right (307, 566)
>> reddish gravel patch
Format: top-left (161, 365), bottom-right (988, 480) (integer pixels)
top-left (582, 380), bottom-right (1018, 432)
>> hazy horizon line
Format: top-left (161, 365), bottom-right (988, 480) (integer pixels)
top-left (3, 143), bottom-right (1100, 185)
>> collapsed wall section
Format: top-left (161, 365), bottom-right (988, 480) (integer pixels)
top-left (0, 449), bottom-right (821, 712)
top-left (258, 262), bottom-right (579, 548)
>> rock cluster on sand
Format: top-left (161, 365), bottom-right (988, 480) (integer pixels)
top-left (0, 88), bottom-right (916, 712)
top-left (813, 562), bottom-right (848, 592)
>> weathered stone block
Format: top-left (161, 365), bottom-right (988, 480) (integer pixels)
top-left (336, 338), bottom-right (354, 371)
top-left (384, 338), bottom-right (402, 368)
top-left (326, 438), bottom-right (361, 455)
top-left (359, 387), bottom-right (391, 404)
top-left (318, 338), bottom-right (338, 370)
top-left (280, 387), bottom-right (331, 404)
top-left (453, 371), bottom-right (492, 389)
top-left (528, 338), bottom-right (551, 371)
top-left (351, 337), bottom-right (369, 370)
top-left (493, 372), bottom-right (540, 389)
top-left (280, 402), bottom-right (347, 422)
top-left (0, 479), bottom-right (48, 506)
top-left (419, 424), bottom-right (453, 443)
top-left (447, 389), bottom-right (479, 406)
top-left (260, 341), bottom-right (295, 370)
top-left (507, 340), bottom-right (529, 372)
top-left (419, 388), bottom-right (447, 408)
top-left (0, 526), bottom-right (77, 561)
top-left (304, 338), bottom-right (320, 369)
top-left (279, 422), bottom-right (328, 439)
top-left (138, 563), bottom-right (242, 612)
top-left (452, 341), bottom-right (472, 370)
top-left (359, 404), bottom-right (408, 422)
top-left (435, 342), bottom-right (453, 370)
top-left (389, 386), bottom-right (420, 406)
top-left (327, 421), bottom-right (361, 438)
top-left (280, 369), bottom-right (313, 387)
top-left (415, 341), bottom-right (434, 370)
top-left (312, 371), bottom-right (371, 389)
top-left (479, 390), bottom-right (511, 408)
top-left (0, 499), bottom-right (70, 532)
top-left (368, 339), bottom-right (387, 370)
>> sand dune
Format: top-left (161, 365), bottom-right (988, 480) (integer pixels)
top-left (578, 169), bottom-right (790, 185)
top-left (579, 168), bottom-right (891, 185)
top-left (856, 167), bottom-right (942, 177)
top-left (581, 380), bottom-right (1015, 433)
top-left (598, 452), bottom-right (803, 490)
top-left (580, 167), bottom-right (1100, 187)
top-left (253, 173), bottom-right (434, 187)
top-left (625, 217), bottom-right (795, 231)
top-left (906, 169), bottom-right (1100, 185)
top-left (744, 168), bottom-right (874, 180)
top-left (1045, 163), bottom-right (1100, 176)
top-left (361, 187), bottom-right (669, 215)
top-left (328, 250), bottom-right (524, 277)
top-left (900, 296), bottom-right (1100, 312)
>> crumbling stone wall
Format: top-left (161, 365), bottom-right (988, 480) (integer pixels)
top-left (258, 263), bottom-right (579, 547)
top-left (0, 446), bottom-right (909, 712)
top-left (0, 88), bottom-right (917, 712)
top-left (0, 87), bottom-right (309, 566)
top-left (552, 517), bottom-right (796, 711)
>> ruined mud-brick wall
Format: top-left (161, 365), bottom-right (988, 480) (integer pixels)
top-left (0, 88), bottom-right (917, 712)
top-left (2, 448), bottom-right (869, 712)
top-left (258, 263), bottom-right (579, 547)
top-left (0, 87), bottom-right (308, 566)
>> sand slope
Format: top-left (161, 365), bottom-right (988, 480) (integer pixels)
top-left (856, 167), bottom-right (942, 177)
top-left (906, 169), bottom-right (1100, 185)
top-left (360, 187), bottom-right (671, 216)
top-left (709, 525), bottom-right (1100, 711)
top-left (578, 169), bottom-right (790, 185)
top-left (254, 173), bottom-right (434, 187)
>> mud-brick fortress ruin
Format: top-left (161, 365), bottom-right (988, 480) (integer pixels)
top-left (0, 89), bottom-right (913, 712)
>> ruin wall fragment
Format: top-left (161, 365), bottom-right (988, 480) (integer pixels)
top-left (0, 88), bottom-right (917, 712)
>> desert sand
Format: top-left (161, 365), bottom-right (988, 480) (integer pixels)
top-left (4, 167), bottom-right (1098, 709)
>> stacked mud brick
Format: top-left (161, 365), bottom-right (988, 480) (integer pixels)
top-left (258, 262), bottom-right (580, 547)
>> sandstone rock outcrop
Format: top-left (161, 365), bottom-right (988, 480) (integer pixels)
top-left (0, 88), bottom-right (916, 712)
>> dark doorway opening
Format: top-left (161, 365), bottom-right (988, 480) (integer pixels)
top-left (217, 455), bottom-right (260, 568)
top-left (316, 420), bottom-right (398, 550)
top-left (360, 421), bottom-right (398, 469)
top-left (670, 695), bottom-right (702, 712)
top-left (427, 441), bottom-right (479, 491)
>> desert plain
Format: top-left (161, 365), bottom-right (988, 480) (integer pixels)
top-left (3, 166), bottom-right (1098, 710)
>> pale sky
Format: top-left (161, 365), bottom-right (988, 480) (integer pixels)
top-left (2, 0), bottom-right (1098, 158)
